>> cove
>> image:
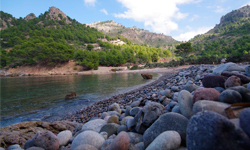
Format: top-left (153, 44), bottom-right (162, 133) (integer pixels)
top-left (0, 72), bottom-right (160, 127)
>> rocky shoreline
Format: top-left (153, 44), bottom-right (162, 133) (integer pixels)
top-left (1, 63), bottom-right (250, 150)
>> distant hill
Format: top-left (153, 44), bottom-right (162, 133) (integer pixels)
top-left (190, 5), bottom-right (250, 58)
top-left (88, 20), bottom-right (179, 48)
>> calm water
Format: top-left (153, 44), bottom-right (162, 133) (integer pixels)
top-left (0, 73), bottom-right (159, 126)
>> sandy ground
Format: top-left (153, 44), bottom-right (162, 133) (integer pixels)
top-left (0, 60), bottom-right (191, 76)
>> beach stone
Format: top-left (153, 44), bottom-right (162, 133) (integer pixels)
top-left (224, 76), bottom-right (241, 88)
top-left (183, 82), bottom-right (199, 93)
top-left (171, 86), bottom-right (179, 92)
top-left (143, 112), bottom-right (189, 148)
top-left (107, 111), bottom-right (121, 117)
top-left (171, 105), bottom-right (181, 113)
top-left (141, 73), bottom-right (152, 79)
top-left (221, 71), bottom-right (250, 84)
top-left (57, 130), bottom-right (72, 147)
top-left (214, 87), bottom-right (225, 93)
top-left (117, 125), bottom-right (128, 134)
top-left (107, 115), bottom-right (119, 124)
top-left (145, 131), bottom-right (181, 150)
top-left (245, 65), bottom-right (250, 76)
top-left (100, 132), bottom-right (108, 140)
top-left (101, 112), bottom-right (109, 119)
top-left (130, 107), bottom-right (142, 117)
top-left (178, 90), bottom-right (193, 119)
top-left (128, 143), bottom-right (139, 150)
top-left (187, 111), bottom-right (250, 150)
top-left (159, 89), bottom-right (172, 98)
top-left (26, 147), bottom-right (44, 150)
top-left (128, 132), bottom-right (143, 144)
top-left (228, 86), bottom-right (250, 102)
top-left (81, 119), bottom-right (107, 132)
top-left (74, 144), bottom-right (98, 150)
top-left (100, 123), bottom-right (119, 137)
top-left (104, 116), bottom-right (110, 122)
top-left (108, 132), bottom-right (130, 150)
top-left (240, 108), bottom-right (250, 137)
top-left (125, 117), bottom-right (135, 130)
top-left (109, 103), bottom-right (121, 114)
top-left (218, 90), bottom-right (242, 104)
top-left (193, 88), bottom-right (220, 103)
top-left (100, 139), bottom-right (113, 150)
top-left (7, 144), bottom-right (22, 150)
top-left (121, 116), bottom-right (133, 125)
top-left (202, 75), bottom-right (226, 88)
top-left (134, 102), bottom-right (165, 134)
top-left (71, 130), bottom-right (105, 150)
top-left (130, 101), bottom-right (140, 107)
top-left (248, 83), bottom-right (250, 90)
top-left (125, 106), bottom-right (132, 116)
top-left (193, 100), bottom-right (230, 117)
top-left (213, 62), bottom-right (245, 75)
top-left (0, 148), bottom-right (4, 150)
top-left (135, 142), bottom-right (144, 150)
top-left (230, 118), bottom-right (240, 127)
top-left (24, 131), bottom-right (59, 150)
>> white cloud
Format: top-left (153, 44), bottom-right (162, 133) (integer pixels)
top-left (84, 0), bottom-right (97, 6)
top-left (115, 0), bottom-right (201, 35)
top-left (189, 14), bottom-right (199, 21)
top-left (214, 6), bottom-right (225, 13)
top-left (100, 9), bottom-right (108, 15)
top-left (174, 26), bottom-right (213, 41)
top-left (242, 1), bottom-right (250, 7)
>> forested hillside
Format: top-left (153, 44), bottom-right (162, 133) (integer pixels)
top-left (0, 7), bottom-right (172, 69)
top-left (190, 5), bottom-right (250, 59)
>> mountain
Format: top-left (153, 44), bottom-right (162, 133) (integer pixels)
top-left (0, 7), bottom-right (173, 70)
top-left (88, 20), bottom-right (179, 48)
top-left (190, 5), bottom-right (250, 58)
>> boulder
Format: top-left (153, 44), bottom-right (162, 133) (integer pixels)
top-left (146, 131), bottom-right (181, 150)
top-left (214, 87), bottom-right (225, 93)
top-left (109, 103), bottom-right (121, 114)
top-left (57, 130), bottom-right (72, 147)
top-left (74, 144), bottom-right (98, 150)
top-left (125, 117), bottom-right (135, 130)
top-left (23, 131), bottom-right (59, 150)
top-left (171, 86), bottom-right (180, 92)
top-left (183, 82), bottom-right (199, 93)
top-left (187, 111), bottom-right (250, 150)
top-left (240, 108), bottom-right (250, 137)
top-left (108, 132), bottom-right (130, 150)
top-left (171, 105), bottom-right (181, 114)
top-left (178, 90), bottom-right (193, 119)
top-left (117, 125), bottom-right (128, 134)
top-left (100, 123), bottom-right (120, 137)
top-left (125, 106), bottom-right (132, 116)
top-left (193, 88), bottom-right (220, 103)
top-left (218, 90), bottom-right (242, 104)
top-left (71, 131), bottom-right (105, 150)
top-left (141, 74), bottom-right (152, 79)
top-left (193, 100), bottom-right (230, 117)
top-left (107, 115), bottom-right (119, 124)
top-left (100, 139), bottom-right (113, 150)
top-left (224, 76), bottom-right (241, 88)
top-left (228, 86), bottom-right (250, 102)
top-left (65, 92), bottom-right (76, 100)
top-left (221, 71), bottom-right (250, 84)
top-left (0, 121), bottom-right (80, 148)
top-left (81, 119), bottom-right (107, 132)
top-left (101, 112), bottom-right (109, 119)
top-left (213, 62), bottom-right (245, 75)
top-left (248, 83), bottom-right (250, 90)
top-left (134, 102), bottom-right (165, 134)
top-left (143, 112), bottom-right (189, 148)
top-left (159, 89), bottom-right (172, 98)
top-left (7, 144), bottom-right (22, 150)
top-left (121, 116), bottom-right (133, 125)
top-left (202, 75), bottom-right (226, 88)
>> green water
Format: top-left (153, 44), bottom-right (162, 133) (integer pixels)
top-left (0, 73), bottom-right (159, 126)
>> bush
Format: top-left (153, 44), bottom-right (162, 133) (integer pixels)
top-left (130, 65), bottom-right (139, 70)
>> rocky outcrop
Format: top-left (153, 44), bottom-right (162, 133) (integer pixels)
top-left (45, 6), bottom-right (71, 24)
top-left (24, 13), bottom-right (36, 21)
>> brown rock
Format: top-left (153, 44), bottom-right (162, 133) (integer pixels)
top-left (107, 115), bottom-right (119, 124)
top-left (141, 74), bottom-right (153, 79)
top-left (221, 71), bottom-right (250, 84)
top-left (65, 92), bottom-right (76, 100)
top-left (224, 76), bottom-right (241, 88)
top-left (193, 88), bottom-right (220, 103)
top-left (0, 121), bottom-right (81, 148)
top-left (109, 131), bottom-right (130, 150)
top-left (24, 131), bottom-right (59, 150)
top-left (202, 75), bottom-right (227, 88)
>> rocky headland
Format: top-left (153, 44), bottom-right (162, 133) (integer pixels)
top-left (1, 62), bottom-right (250, 150)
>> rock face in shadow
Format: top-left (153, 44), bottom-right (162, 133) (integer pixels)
top-left (141, 74), bottom-right (153, 79)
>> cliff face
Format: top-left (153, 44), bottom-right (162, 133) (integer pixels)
top-left (88, 21), bottom-right (179, 48)
top-left (24, 13), bottom-right (36, 21)
top-left (45, 6), bottom-right (72, 24)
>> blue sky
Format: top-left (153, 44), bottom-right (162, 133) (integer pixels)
top-left (1, 0), bottom-right (250, 41)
